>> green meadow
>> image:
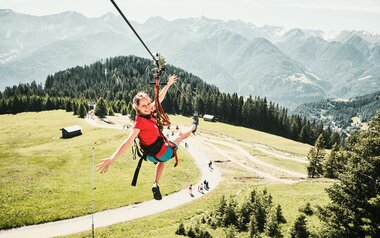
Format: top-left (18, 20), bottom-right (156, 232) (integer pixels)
top-left (64, 180), bottom-right (333, 238)
top-left (0, 110), bottom-right (199, 229)
top-left (169, 115), bottom-right (312, 156)
top-left (0, 111), bottom-right (333, 237)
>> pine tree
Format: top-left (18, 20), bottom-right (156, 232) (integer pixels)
top-left (322, 125), bottom-right (333, 148)
top-left (329, 132), bottom-right (340, 147)
top-left (223, 198), bottom-right (237, 227)
top-left (323, 143), bottom-right (340, 178)
top-left (95, 97), bottom-right (107, 118)
top-left (73, 100), bottom-right (78, 115)
top-left (275, 204), bottom-right (287, 223)
top-left (130, 104), bottom-right (136, 120)
top-left (78, 101), bottom-right (87, 118)
top-left (248, 214), bottom-right (259, 238)
top-left (319, 112), bottom-right (380, 238)
top-left (121, 105), bottom-right (128, 115)
top-left (261, 189), bottom-right (273, 211)
top-left (0, 99), bottom-right (5, 113)
top-left (237, 200), bottom-right (253, 231)
top-left (265, 209), bottom-right (283, 238)
top-left (215, 195), bottom-right (227, 226)
top-left (224, 225), bottom-right (237, 238)
top-left (65, 99), bottom-right (73, 112)
top-left (175, 223), bottom-right (185, 235)
top-left (298, 202), bottom-right (313, 216)
top-left (45, 97), bottom-right (54, 110)
top-left (253, 196), bottom-right (268, 232)
top-left (187, 227), bottom-right (195, 238)
top-left (108, 106), bottom-right (115, 116)
top-left (307, 134), bottom-right (325, 178)
top-left (290, 214), bottom-right (309, 238)
top-left (299, 124), bottom-right (311, 144)
top-left (202, 230), bottom-right (212, 238)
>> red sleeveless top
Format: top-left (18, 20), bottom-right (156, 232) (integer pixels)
top-left (133, 115), bottom-right (160, 146)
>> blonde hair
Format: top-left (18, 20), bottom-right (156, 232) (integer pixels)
top-left (132, 92), bottom-right (151, 110)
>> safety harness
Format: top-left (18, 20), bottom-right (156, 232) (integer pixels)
top-left (109, 0), bottom-right (179, 186)
top-left (131, 70), bottom-right (179, 187)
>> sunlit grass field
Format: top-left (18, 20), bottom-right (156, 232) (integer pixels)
top-left (0, 110), bottom-right (199, 229)
top-left (63, 114), bottom-right (333, 238)
top-left (0, 111), bottom-right (333, 238)
top-left (65, 179), bottom-right (333, 238)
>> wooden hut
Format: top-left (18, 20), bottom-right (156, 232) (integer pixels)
top-left (203, 114), bottom-right (216, 122)
top-left (60, 125), bottom-right (82, 139)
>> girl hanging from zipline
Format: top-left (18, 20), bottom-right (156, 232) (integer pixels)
top-left (96, 74), bottom-right (199, 200)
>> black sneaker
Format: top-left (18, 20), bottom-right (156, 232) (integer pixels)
top-left (152, 183), bottom-right (162, 200)
top-left (192, 114), bottom-right (199, 133)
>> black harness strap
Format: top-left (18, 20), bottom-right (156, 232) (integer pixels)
top-left (131, 140), bottom-right (146, 186)
top-left (131, 156), bottom-right (144, 187)
top-left (131, 136), bottom-right (165, 186)
top-left (131, 135), bottom-right (177, 186)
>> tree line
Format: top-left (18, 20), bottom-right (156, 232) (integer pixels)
top-left (176, 188), bottom-right (313, 238)
top-left (306, 112), bottom-right (380, 237)
top-left (174, 113), bottom-right (380, 237)
top-left (1, 55), bottom-right (334, 146)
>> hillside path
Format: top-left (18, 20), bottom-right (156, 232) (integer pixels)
top-left (204, 137), bottom-right (307, 179)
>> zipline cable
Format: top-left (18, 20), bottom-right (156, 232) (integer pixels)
top-left (109, 0), bottom-right (156, 63)
top-left (109, 0), bottom-right (171, 125)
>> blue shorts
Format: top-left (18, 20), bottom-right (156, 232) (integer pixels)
top-left (146, 141), bottom-right (178, 163)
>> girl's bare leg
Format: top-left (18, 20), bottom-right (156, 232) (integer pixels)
top-left (172, 125), bottom-right (195, 145)
top-left (171, 114), bottom-right (198, 145)
top-left (154, 162), bottom-right (165, 184)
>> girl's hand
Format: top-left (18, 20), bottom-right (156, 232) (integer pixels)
top-left (96, 158), bottom-right (114, 173)
top-left (167, 74), bottom-right (177, 86)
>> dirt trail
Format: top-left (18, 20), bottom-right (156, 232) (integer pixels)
top-left (204, 141), bottom-right (296, 184)
top-left (204, 138), bottom-right (307, 179)
top-left (202, 132), bottom-right (308, 164)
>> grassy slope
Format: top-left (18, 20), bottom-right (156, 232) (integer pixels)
top-left (169, 115), bottom-right (312, 156)
top-left (64, 180), bottom-right (333, 238)
top-left (0, 110), bottom-right (199, 229)
top-left (0, 111), bottom-right (333, 237)
top-left (64, 115), bottom-right (333, 238)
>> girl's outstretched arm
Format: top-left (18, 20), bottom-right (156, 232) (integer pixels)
top-left (158, 74), bottom-right (177, 103)
top-left (96, 128), bottom-right (140, 173)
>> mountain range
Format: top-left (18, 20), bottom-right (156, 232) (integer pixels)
top-left (1, 9), bottom-right (379, 108)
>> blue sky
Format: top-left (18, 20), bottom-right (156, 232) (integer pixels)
top-left (1, 0), bottom-right (380, 32)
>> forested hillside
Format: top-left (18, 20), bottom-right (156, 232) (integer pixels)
top-left (0, 55), bottom-right (333, 145)
top-left (293, 91), bottom-right (380, 135)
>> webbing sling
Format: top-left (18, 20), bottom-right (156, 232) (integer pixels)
top-left (131, 157), bottom-right (144, 187)
top-left (158, 129), bottom-right (179, 167)
top-left (131, 135), bottom-right (175, 186)
top-left (153, 75), bottom-right (171, 127)
top-left (131, 140), bottom-right (147, 186)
